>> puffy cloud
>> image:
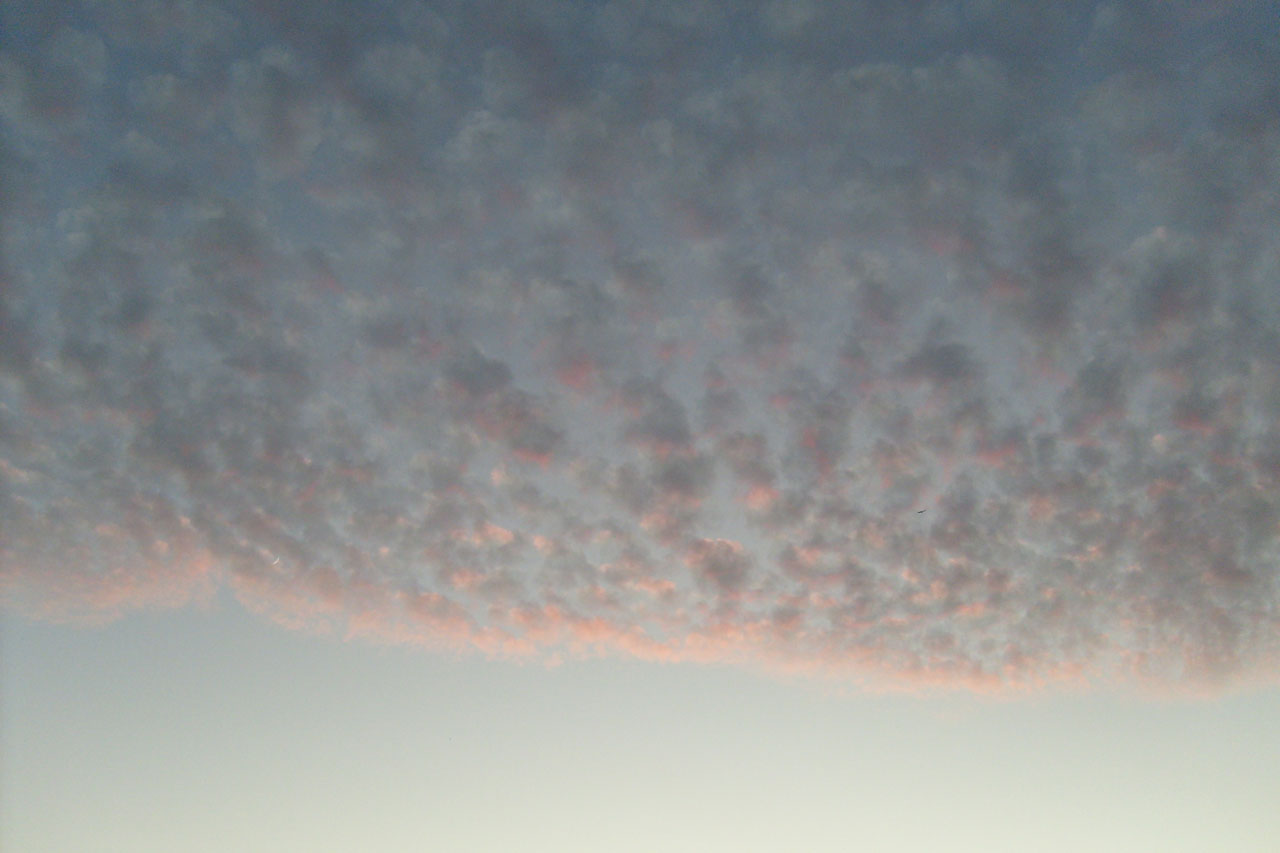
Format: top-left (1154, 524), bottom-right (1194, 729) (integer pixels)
top-left (618, 378), bottom-right (695, 457)
top-left (229, 46), bottom-right (330, 175)
top-left (685, 538), bottom-right (752, 595)
top-left (0, 27), bottom-right (107, 138)
top-left (3, 0), bottom-right (1280, 693)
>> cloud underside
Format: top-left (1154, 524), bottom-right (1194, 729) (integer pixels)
top-left (3, 0), bottom-right (1280, 692)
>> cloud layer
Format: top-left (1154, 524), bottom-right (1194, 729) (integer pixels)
top-left (3, 0), bottom-right (1279, 691)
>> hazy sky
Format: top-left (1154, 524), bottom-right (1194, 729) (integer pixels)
top-left (3, 0), bottom-right (1280, 850)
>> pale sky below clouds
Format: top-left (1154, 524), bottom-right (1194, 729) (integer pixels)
top-left (4, 606), bottom-right (1280, 852)
top-left (3, 0), bottom-right (1280, 694)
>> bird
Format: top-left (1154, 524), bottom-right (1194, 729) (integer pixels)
top-left (916, 509), bottom-right (926, 514)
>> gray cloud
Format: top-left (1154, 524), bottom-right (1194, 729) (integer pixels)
top-left (3, 0), bottom-right (1279, 693)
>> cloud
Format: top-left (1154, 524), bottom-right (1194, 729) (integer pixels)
top-left (685, 538), bottom-right (752, 596)
top-left (3, 0), bottom-right (1280, 694)
top-left (0, 26), bottom-right (108, 137)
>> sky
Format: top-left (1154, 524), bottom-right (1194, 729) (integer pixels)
top-left (2, 0), bottom-right (1279, 850)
